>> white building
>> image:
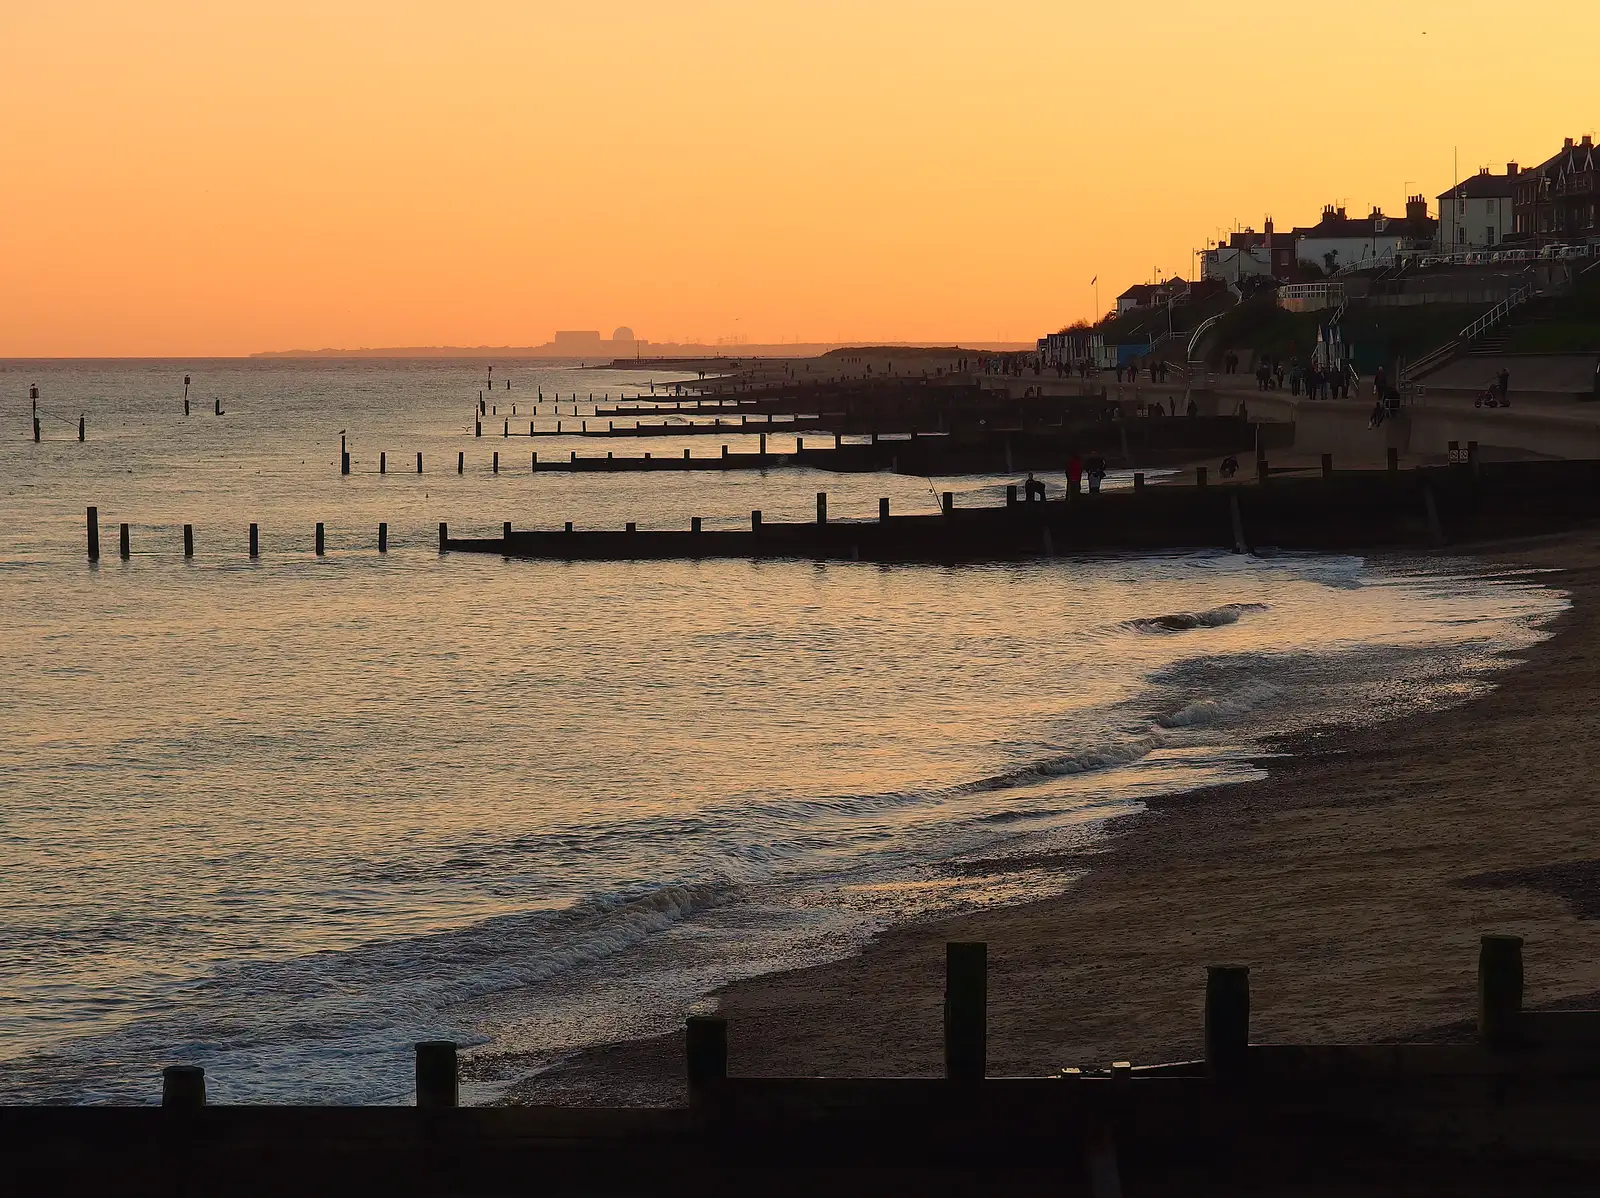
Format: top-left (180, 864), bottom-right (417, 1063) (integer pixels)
top-left (1437, 165), bottom-right (1518, 250)
top-left (1293, 198), bottom-right (1437, 273)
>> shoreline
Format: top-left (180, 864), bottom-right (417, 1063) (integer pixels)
top-left (493, 530), bottom-right (1600, 1105)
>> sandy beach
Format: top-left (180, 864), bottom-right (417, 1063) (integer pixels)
top-left (502, 530), bottom-right (1600, 1105)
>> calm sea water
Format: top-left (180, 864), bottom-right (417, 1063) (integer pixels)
top-left (0, 359), bottom-right (1567, 1103)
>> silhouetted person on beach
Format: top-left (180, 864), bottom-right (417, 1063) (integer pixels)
top-left (1086, 452), bottom-right (1107, 494)
top-left (1498, 367), bottom-right (1510, 403)
top-left (1066, 451), bottom-right (1084, 496)
top-left (1186, 396), bottom-right (1198, 416)
top-left (1220, 454), bottom-right (1239, 478)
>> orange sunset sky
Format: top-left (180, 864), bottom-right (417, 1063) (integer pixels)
top-left (1, 1), bottom-right (1594, 357)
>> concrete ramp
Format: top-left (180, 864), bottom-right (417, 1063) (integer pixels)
top-left (1423, 353), bottom-right (1600, 397)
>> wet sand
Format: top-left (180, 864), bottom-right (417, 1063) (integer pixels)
top-left (501, 531), bottom-right (1600, 1105)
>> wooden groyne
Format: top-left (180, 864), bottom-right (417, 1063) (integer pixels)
top-left (442, 456), bottom-right (1600, 562)
top-left (7, 935), bottom-right (1600, 1195)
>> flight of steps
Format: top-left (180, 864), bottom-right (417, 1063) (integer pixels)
top-left (1469, 296), bottom-right (1553, 356)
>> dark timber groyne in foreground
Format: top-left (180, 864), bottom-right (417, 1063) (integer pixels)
top-left (441, 458), bottom-right (1600, 563)
top-left (7, 936), bottom-right (1600, 1194)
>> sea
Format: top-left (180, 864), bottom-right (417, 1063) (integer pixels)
top-left (0, 358), bottom-right (1568, 1104)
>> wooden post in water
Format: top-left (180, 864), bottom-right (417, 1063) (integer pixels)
top-left (816, 492), bottom-right (827, 525)
top-left (1478, 934), bottom-right (1523, 1048)
top-left (880, 497), bottom-right (890, 522)
top-left (248, 523), bottom-right (258, 558)
top-left (417, 452), bottom-right (423, 474)
top-left (457, 451), bottom-right (464, 474)
top-left (438, 522), bottom-right (448, 552)
top-left (120, 523), bottom-right (131, 560)
top-left (759, 432), bottom-right (767, 460)
top-left (796, 437), bottom-right (804, 452)
top-left (380, 452), bottom-right (386, 474)
top-left (414, 1041), bottom-right (458, 1109)
top-left (493, 451), bottom-right (499, 473)
top-left (1133, 472), bottom-right (1145, 492)
top-left (721, 444), bottom-right (728, 459)
top-left (161, 1065), bottom-right (206, 1109)
top-left (1321, 453), bottom-right (1333, 478)
top-left (183, 525), bottom-right (194, 558)
top-left (378, 523), bottom-right (388, 553)
top-left (1196, 465), bottom-right (1207, 487)
top-left (1387, 446), bottom-right (1399, 473)
top-left (86, 507), bottom-right (99, 562)
top-left (504, 420), bottom-right (509, 438)
top-left (78, 415), bottom-right (85, 442)
top-left (685, 1016), bottom-right (728, 1108)
top-left (944, 941), bottom-right (987, 1082)
top-left (1205, 965), bottom-right (1250, 1077)
top-left (1006, 484), bottom-right (1017, 506)
top-left (942, 491), bottom-right (954, 515)
top-left (751, 510), bottom-right (762, 532)
top-left (315, 523), bottom-right (325, 556)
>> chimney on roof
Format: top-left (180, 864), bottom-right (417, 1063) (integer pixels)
top-left (1585, 135), bottom-right (1594, 147)
top-left (1369, 206), bottom-right (1384, 219)
top-left (1565, 137), bottom-right (1575, 148)
top-left (1264, 216), bottom-right (1274, 236)
top-left (1507, 162), bottom-right (1519, 176)
top-left (1406, 196), bottom-right (1427, 221)
top-left (1336, 206), bottom-right (1347, 219)
top-left (1478, 166), bottom-right (1491, 175)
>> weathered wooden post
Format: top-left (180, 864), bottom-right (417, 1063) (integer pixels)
top-left (414, 1041), bottom-right (458, 1108)
top-left (162, 1065), bottom-right (206, 1108)
top-left (1387, 446), bottom-right (1399, 473)
top-left (438, 522), bottom-right (448, 552)
top-left (457, 451), bottom-right (464, 474)
top-left (1204, 965), bottom-right (1250, 1077)
top-left (493, 451), bottom-right (499, 473)
top-left (564, 522), bottom-right (573, 533)
top-left (880, 497), bottom-right (890, 521)
top-left (502, 521), bottom-right (512, 540)
top-left (78, 415), bottom-right (85, 442)
top-left (378, 523), bottom-right (388, 553)
top-left (1006, 484), bottom-right (1017, 506)
top-left (504, 420), bottom-right (509, 437)
top-left (1478, 934), bottom-right (1524, 1048)
top-left (532, 452), bottom-right (537, 468)
top-left (1196, 465), bottom-right (1207, 487)
top-left (721, 444), bottom-right (729, 460)
top-left (816, 492), bottom-right (827, 525)
top-left (796, 437), bottom-right (804, 452)
top-left (120, 523), bottom-right (131, 560)
top-left (1321, 453), bottom-right (1333, 478)
top-left (1255, 458), bottom-right (1269, 485)
top-left (183, 524), bottom-right (194, 558)
top-left (833, 431), bottom-right (842, 450)
top-left (691, 517), bottom-right (702, 533)
top-left (944, 941), bottom-right (987, 1082)
top-left (1133, 472), bottom-right (1145, 492)
top-left (751, 510), bottom-right (762, 532)
top-left (942, 491), bottom-right (954, 515)
top-left (475, 419), bottom-right (482, 437)
top-left (86, 507), bottom-right (99, 562)
top-left (315, 522), bottom-right (325, 556)
top-left (686, 1015), bottom-right (728, 1108)
top-left (380, 452), bottom-right (386, 474)
top-left (759, 432), bottom-right (767, 459)
top-left (625, 521), bottom-right (637, 533)
top-left (417, 452), bottom-right (423, 474)
top-left (682, 448), bottom-right (689, 460)
top-left (248, 523), bottom-right (258, 558)
top-left (1230, 493), bottom-right (1246, 554)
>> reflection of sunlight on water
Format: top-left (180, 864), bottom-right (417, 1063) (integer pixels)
top-left (0, 360), bottom-right (1572, 1103)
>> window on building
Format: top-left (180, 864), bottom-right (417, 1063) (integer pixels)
top-left (1487, 227), bottom-right (1496, 245)
top-left (1458, 199), bottom-right (1466, 215)
top-left (1488, 199), bottom-right (1497, 213)
top-left (1457, 227), bottom-right (1465, 243)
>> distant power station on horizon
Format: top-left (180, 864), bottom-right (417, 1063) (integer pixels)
top-left (550, 327), bottom-right (644, 356)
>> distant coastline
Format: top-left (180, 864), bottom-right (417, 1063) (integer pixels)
top-left (248, 340), bottom-right (1035, 361)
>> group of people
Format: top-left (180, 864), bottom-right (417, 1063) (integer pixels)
top-left (1114, 361), bottom-right (1173, 384)
top-left (1015, 454), bottom-right (1110, 501)
top-left (1288, 360), bottom-right (1352, 400)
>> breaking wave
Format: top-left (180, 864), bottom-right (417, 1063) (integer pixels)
top-left (1127, 603), bottom-right (1268, 633)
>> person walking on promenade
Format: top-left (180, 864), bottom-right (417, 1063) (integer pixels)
top-left (1498, 367), bottom-right (1511, 404)
top-left (1374, 365), bottom-right (1387, 398)
top-left (1186, 395), bottom-right (1198, 416)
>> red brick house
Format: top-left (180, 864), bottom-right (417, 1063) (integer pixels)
top-left (1512, 135), bottom-right (1600, 245)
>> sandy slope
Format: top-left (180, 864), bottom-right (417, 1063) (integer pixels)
top-left (499, 531), bottom-right (1600, 1105)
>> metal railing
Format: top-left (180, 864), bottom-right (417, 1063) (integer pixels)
top-left (1460, 285), bottom-right (1533, 343)
top-left (1186, 311), bottom-right (1226, 361)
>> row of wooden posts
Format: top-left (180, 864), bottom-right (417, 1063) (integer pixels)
top-left (147, 933), bottom-right (1535, 1108)
top-left (343, 433), bottom-right (855, 476)
top-left (85, 509), bottom-right (391, 561)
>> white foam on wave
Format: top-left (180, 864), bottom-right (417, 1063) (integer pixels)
top-left (1157, 680), bottom-right (1284, 729)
